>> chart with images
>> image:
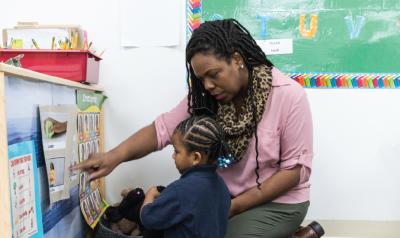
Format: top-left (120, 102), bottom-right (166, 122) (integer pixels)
top-left (8, 141), bottom-right (43, 238)
top-left (76, 90), bottom-right (108, 228)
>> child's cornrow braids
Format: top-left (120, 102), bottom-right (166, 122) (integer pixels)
top-left (175, 116), bottom-right (230, 164)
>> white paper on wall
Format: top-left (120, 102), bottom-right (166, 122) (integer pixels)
top-left (119, 0), bottom-right (181, 47)
top-left (256, 39), bottom-right (293, 55)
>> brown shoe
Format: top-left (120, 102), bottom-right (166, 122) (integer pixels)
top-left (289, 221), bottom-right (325, 238)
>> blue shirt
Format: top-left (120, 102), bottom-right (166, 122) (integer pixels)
top-left (140, 164), bottom-right (231, 238)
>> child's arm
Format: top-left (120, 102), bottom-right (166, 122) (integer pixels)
top-left (140, 184), bottom-right (185, 230)
top-left (141, 186), bottom-right (160, 210)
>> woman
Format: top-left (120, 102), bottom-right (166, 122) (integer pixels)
top-left (75, 19), bottom-right (321, 238)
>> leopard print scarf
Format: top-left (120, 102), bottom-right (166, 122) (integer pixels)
top-left (216, 65), bottom-right (273, 162)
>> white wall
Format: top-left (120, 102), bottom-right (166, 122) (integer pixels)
top-left (307, 89), bottom-right (400, 220)
top-left (2, 0), bottom-right (399, 221)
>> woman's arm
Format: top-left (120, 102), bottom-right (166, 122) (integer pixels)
top-left (230, 165), bottom-right (300, 217)
top-left (73, 97), bottom-right (190, 180)
top-left (73, 122), bottom-right (158, 180)
top-left (109, 122), bottom-right (158, 164)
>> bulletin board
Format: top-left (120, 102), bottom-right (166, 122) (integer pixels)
top-left (187, 0), bottom-right (400, 88)
top-left (0, 64), bottom-right (105, 238)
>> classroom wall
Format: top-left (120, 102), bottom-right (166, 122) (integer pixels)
top-left (308, 90), bottom-right (400, 220)
top-left (2, 0), bottom-right (400, 222)
top-left (0, 0), bottom-right (186, 211)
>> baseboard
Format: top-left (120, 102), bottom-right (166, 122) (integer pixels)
top-left (302, 220), bottom-right (400, 238)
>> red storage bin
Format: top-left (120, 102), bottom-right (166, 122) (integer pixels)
top-left (0, 49), bottom-right (101, 83)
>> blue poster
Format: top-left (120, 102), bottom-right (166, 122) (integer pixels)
top-left (8, 141), bottom-right (44, 238)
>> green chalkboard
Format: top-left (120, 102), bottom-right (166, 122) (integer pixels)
top-left (200, 0), bottom-right (400, 74)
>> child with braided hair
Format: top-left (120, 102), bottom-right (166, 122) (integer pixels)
top-left (140, 116), bottom-right (231, 238)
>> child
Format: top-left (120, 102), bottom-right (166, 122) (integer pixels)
top-left (140, 116), bottom-right (231, 238)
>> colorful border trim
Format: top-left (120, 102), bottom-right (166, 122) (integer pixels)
top-left (187, 0), bottom-right (202, 40)
top-left (289, 73), bottom-right (400, 89)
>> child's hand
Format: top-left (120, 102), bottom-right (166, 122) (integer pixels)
top-left (145, 186), bottom-right (161, 200)
top-left (141, 186), bottom-right (161, 212)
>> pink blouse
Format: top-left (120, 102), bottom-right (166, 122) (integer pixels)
top-left (154, 67), bottom-right (313, 204)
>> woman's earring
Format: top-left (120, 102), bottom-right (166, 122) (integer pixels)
top-left (240, 64), bottom-right (244, 69)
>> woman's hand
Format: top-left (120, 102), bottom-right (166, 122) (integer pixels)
top-left (72, 152), bottom-right (119, 180)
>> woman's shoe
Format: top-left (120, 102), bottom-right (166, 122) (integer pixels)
top-left (289, 221), bottom-right (325, 238)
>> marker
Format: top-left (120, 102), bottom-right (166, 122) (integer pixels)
top-left (98, 50), bottom-right (105, 57)
top-left (51, 37), bottom-right (55, 50)
top-left (32, 39), bottom-right (40, 49)
top-left (83, 30), bottom-right (88, 50)
top-left (65, 37), bottom-right (71, 50)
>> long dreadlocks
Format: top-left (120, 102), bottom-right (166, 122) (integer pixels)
top-left (185, 19), bottom-right (274, 188)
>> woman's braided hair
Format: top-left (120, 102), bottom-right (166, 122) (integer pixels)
top-left (185, 19), bottom-right (274, 188)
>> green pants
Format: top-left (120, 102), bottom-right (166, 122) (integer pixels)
top-left (225, 201), bottom-right (309, 238)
